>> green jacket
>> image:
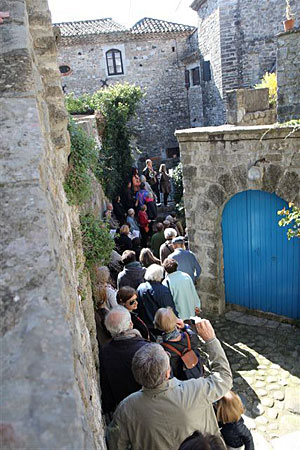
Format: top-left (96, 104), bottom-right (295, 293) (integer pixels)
top-left (150, 230), bottom-right (165, 258)
top-left (106, 338), bottom-right (232, 450)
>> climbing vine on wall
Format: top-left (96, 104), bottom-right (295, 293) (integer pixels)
top-left (64, 118), bottom-right (115, 270)
top-left (80, 213), bottom-right (115, 268)
top-left (63, 118), bottom-right (98, 205)
top-left (65, 83), bottom-right (144, 199)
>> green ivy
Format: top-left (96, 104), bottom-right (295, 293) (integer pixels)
top-left (63, 118), bottom-right (98, 205)
top-left (80, 212), bottom-right (115, 268)
top-left (65, 83), bottom-right (143, 199)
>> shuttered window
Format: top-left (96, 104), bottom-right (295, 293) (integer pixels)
top-left (106, 49), bottom-right (124, 76)
top-left (185, 70), bottom-right (190, 89)
top-left (203, 61), bottom-right (211, 81)
top-left (191, 67), bottom-right (200, 85)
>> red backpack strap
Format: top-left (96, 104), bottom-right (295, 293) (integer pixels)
top-left (162, 341), bottom-right (182, 357)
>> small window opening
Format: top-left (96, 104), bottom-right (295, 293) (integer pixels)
top-left (185, 70), bottom-right (190, 89)
top-left (59, 65), bottom-right (72, 76)
top-left (166, 147), bottom-right (180, 159)
top-left (172, 46), bottom-right (175, 52)
top-left (203, 61), bottom-right (211, 82)
top-left (191, 67), bottom-right (200, 86)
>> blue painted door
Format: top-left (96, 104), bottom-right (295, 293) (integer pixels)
top-left (222, 190), bottom-right (300, 319)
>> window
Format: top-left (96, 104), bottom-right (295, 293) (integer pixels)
top-left (203, 61), bottom-right (211, 82)
top-left (106, 49), bottom-right (124, 76)
top-left (59, 65), bottom-right (72, 76)
top-left (185, 70), bottom-right (190, 89)
top-left (166, 146), bottom-right (180, 159)
top-left (191, 67), bottom-right (200, 86)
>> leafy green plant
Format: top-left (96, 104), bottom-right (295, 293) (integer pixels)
top-left (80, 212), bottom-right (115, 268)
top-left (94, 83), bottom-right (143, 198)
top-left (64, 118), bottom-right (98, 205)
top-left (255, 72), bottom-right (277, 107)
top-left (64, 84), bottom-right (143, 200)
top-left (278, 202), bottom-right (300, 239)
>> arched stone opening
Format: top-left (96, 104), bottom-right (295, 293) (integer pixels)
top-left (176, 125), bottom-right (300, 318)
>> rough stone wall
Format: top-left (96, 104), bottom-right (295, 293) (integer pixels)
top-left (195, 0), bottom-right (224, 125)
top-left (226, 88), bottom-right (276, 125)
top-left (57, 33), bottom-right (191, 162)
top-left (0, 1), bottom-right (106, 448)
top-left (176, 125), bottom-right (300, 314)
top-left (277, 28), bottom-right (300, 122)
top-left (192, 0), bottom-right (299, 125)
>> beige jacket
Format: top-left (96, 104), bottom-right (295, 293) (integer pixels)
top-left (106, 338), bottom-right (232, 450)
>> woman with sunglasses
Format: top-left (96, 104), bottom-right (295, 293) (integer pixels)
top-left (117, 286), bottom-right (150, 341)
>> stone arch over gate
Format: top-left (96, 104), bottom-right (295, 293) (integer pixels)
top-left (176, 125), bottom-right (300, 316)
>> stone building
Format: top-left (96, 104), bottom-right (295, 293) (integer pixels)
top-left (176, 124), bottom-right (300, 320)
top-left (190, 0), bottom-right (300, 125)
top-left (55, 17), bottom-right (196, 166)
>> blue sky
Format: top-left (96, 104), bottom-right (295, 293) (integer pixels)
top-left (48, 0), bottom-right (198, 27)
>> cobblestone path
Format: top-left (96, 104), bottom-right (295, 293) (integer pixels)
top-left (209, 311), bottom-right (300, 449)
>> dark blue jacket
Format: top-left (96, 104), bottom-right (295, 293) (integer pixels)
top-left (137, 281), bottom-right (179, 330)
top-left (220, 417), bottom-right (254, 450)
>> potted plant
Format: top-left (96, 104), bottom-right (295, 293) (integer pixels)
top-left (284, 0), bottom-right (295, 31)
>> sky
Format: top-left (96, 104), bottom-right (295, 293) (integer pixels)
top-left (48, 0), bottom-right (198, 27)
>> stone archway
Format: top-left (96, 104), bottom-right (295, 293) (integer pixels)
top-left (176, 125), bottom-right (300, 316)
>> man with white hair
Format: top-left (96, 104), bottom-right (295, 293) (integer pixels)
top-left (160, 227), bottom-right (177, 263)
top-left (126, 208), bottom-right (140, 234)
top-left (168, 236), bottom-right (201, 284)
top-left (106, 319), bottom-right (232, 449)
top-left (99, 306), bottom-right (148, 416)
top-left (136, 264), bottom-right (180, 338)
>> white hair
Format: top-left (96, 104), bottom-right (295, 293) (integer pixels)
top-left (128, 208), bottom-right (135, 216)
top-left (132, 343), bottom-right (170, 388)
top-left (104, 306), bottom-right (132, 337)
top-left (164, 227), bottom-right (177, 240)
top-left (144, 264), bottom-right (164, 282)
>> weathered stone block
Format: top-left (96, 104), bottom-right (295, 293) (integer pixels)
top-left (232, 165), bottom-right (248, 190)
top-left (207, 183), bottom-right (226, 207)
top-left (276, 171), bottom-right (300, 202)
top-left (262, 164), bottom-right (284, 193)
top-left (218, 172), bottom-right (238, 196)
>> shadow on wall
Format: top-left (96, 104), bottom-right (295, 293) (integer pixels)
top-left (201, 65), bottom-right (225, 126)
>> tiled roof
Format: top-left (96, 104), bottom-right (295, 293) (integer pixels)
top-left (54, 18), bottom-right (127, 37)
top-left (131, 17), bottom-right (196, 34)
top-left (54, 17), bottom-right (195, 38)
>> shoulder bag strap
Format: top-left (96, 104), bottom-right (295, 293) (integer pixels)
top-left (162, 341), bottom-right (182, 357)
top-left (184, 332), bottom-right (191, 351)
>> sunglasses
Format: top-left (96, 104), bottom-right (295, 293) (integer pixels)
top-left (128, 298), bottom-right (138, 306)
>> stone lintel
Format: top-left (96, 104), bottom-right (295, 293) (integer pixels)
top-left (175, 125), bottom-right (300, 142)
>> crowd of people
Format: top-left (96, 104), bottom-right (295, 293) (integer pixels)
top-left (93, 159), bottom-right (254, 449)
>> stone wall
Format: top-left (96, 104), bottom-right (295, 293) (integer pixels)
top-left (0, 1), bottom-right (106, 448)
top-left (277, 28), bottom-right (300, 122)
top-left (191, 0), bottom-right (300, 125)
top-left (176, 124), bottom-right (300, 314)
top-left (193, 0), bottom-right (224, 125)
top-left (227, 88), bottom-right (276, 125)
top-left (57, 32), bottom-right (192, 164)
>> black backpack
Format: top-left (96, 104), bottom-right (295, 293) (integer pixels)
top-left (162, 332), bottom-right (204, 380)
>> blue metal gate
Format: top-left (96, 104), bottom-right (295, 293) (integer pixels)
top-left (222, 190), bottom-right (300, 319)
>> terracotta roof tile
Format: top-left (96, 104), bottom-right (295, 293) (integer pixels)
top-left (54, 18), bottom-right (127, 37)
top-left (131, 17), bottom-right (195, 34)
top-left (54, 17), bottom-right (195, 38)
